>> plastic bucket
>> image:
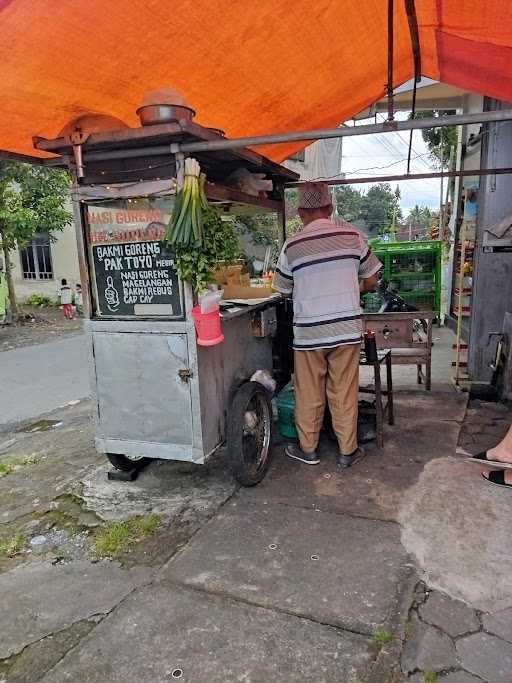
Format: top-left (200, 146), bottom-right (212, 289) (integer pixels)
top-left (276, 383), bottom-right (298, 439)
top-left (191, 306), bottom-right (224, 346)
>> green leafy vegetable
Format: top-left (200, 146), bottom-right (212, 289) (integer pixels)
top-left (174, 207), bottom-right (239, 293)
top-left (166, 158), bottom-right (240, 293)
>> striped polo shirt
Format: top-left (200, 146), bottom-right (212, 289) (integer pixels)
top-left (272, 219), bottom-right (381, 350)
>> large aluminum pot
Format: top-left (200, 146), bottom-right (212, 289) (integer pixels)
top-left (136, 104), bottom-right (196, 126)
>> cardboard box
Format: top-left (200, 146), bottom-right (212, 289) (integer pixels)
top-left (222, 285), bottom-right (274, 300)
top-left (213, 269), bottom-right (226, 285)
top-left (212, 265), bottom-right (250, 287)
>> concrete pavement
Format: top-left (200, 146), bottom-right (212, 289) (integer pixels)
top-left (2, 382), bottom-right (512, 680)
top-left (0, 334), bottom-right (89, 427)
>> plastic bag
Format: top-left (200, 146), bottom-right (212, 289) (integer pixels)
top-left (251, 369), bottom-right (276, 394)
top-left (225, 168), bottom-right (273, 197)
top-left (199, 289), bottom-right (223, 314)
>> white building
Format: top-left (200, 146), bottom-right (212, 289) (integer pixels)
top-left (10, 215), bottom-right (80, 302)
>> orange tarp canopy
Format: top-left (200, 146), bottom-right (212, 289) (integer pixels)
top-left (1, 0), bottom-right (512, 161)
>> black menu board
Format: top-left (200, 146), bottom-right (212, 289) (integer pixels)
top-left (86, 198), bottom-right (183, 318)
top-left (92, 240), bottom-right (183, 317)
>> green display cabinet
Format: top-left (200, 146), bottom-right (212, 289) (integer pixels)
top-left (363, 239), bottom-right (442, 315)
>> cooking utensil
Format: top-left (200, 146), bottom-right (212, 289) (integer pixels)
top-left (136, 104), bottom-right (196, 126)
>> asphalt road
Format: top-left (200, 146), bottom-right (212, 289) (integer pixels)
top-left (0, 334), bottom-right (90, 427)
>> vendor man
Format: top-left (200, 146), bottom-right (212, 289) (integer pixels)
top-left (273, 182), bottom-right (381, 468)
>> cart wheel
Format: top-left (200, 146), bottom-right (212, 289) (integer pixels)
top-left (106, 453), bottom-right (149, 472)
top-left (227, 381), bottom-right (273, 487)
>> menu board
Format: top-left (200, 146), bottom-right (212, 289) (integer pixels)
top-left (92, 240), bottom-right (183, 317)
top-left (86, 198), bottom-right (184, 318)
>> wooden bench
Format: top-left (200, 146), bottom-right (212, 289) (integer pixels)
top-left (362, 312), bottom-right (435, 390)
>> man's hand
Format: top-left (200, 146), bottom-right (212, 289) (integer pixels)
top-left (359, 273), bottom-right (379, 294)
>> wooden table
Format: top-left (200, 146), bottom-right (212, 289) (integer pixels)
top-left (359, 350), bottom-right (394, 448)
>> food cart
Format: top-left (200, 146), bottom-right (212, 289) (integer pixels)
top-left (34, 112), bottom-right (298, 486)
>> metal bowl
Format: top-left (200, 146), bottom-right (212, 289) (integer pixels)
top-left (136, 104), bottom-right (196, 126)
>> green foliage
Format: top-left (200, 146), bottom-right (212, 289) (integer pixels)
top-left (407, 205), bottom-right (434, 231)
top-left (0, 462), bottom-right (14, 477)
top-left (360, 184), bottom-right (402, 231)
top-left (0, 454), bottom-right (42, 477)
top-left (0, 532), bottom-right (25, 557)
top-left (334, 186), bottom-right (364, 222)
top-left (235, 214), bottom-right (280, 267)
top-left (372, 629), bottom-right (393, 647)
top-left (284, 187), bottom-right (299, 214)
top-left (173, 208), bottom-right (240, 293)
top-left (236, 214), bottom-right (276, 246)
top-left (235, 212), bottom-right (304, 272)
top-left (411, 110), bottom-right (457, 169)
top-left (24, 293), bottom-right (55, 308)
top-left (286, 217), bottom-right (303, 237)
top-left (19, 454), bottom-right (41, 465)
top-left (423, 672), bottom-right (437, 683)
top-left (333, 183), bottom-right (402, 234)
top-left (92, 514), bottom-right (160, 559)
top-left (0, 161), bottom-right (72, 314)
top-left (0, 161), bottom-right (72, 250)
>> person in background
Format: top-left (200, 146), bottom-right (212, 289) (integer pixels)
top-left (272, 182), bottom-right (381, 469)
top-left (59, 278), bottom-right (74, 319)
top-left (469, 423), bottom-right (512, 489)
top-left (75, 283), bottom-right (83, 317)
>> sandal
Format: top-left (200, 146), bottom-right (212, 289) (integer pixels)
top-left (467, 451), bottom-right (512, 469)
top-left (482, 470), bottom-right (512, 489)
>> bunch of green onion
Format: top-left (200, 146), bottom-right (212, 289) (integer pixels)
top-left (166, 157), bottom-right (208, 246)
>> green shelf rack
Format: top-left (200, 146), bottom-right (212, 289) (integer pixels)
top-left (363, 239), bottom-right (442, 315)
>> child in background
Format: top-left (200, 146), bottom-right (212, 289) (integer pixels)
top-left (75, 283), bottom-right (83, 316)
top-left (60, 278), bottom-right (74, 319)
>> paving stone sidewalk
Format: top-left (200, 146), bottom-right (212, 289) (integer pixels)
top-left (402, 585), bottom-right (512, 682)
top-left (400, 399), bottom-right (512, 683)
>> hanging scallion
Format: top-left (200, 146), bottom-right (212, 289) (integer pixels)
top-left (166, 158), bottom-right (240, 293)
top-left (165, 157), bottom-right (203, 247)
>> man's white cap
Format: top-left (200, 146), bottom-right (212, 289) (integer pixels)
top-left (298, 182), bottom-right (332, 209)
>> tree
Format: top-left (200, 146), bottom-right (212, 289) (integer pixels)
top-left (284, 188), bottom-right (299, 220)
top-left (0, 162), bottom-right (72, 315)
top-left (333, 186), bottom-right (363, 222)
top-left (407, 204), bottom-right (433, 231)
top-left (334, 183), bottom-right (403, 234)
top-left (412, 110), bottom-right (457, 169)
top-left (359, 183), bottom-right (402, 233)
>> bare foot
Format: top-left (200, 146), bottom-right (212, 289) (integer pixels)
top-left (486, 444), bottom-right (512, 464)
top-left (482, 469), bottom-right (512, 485)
